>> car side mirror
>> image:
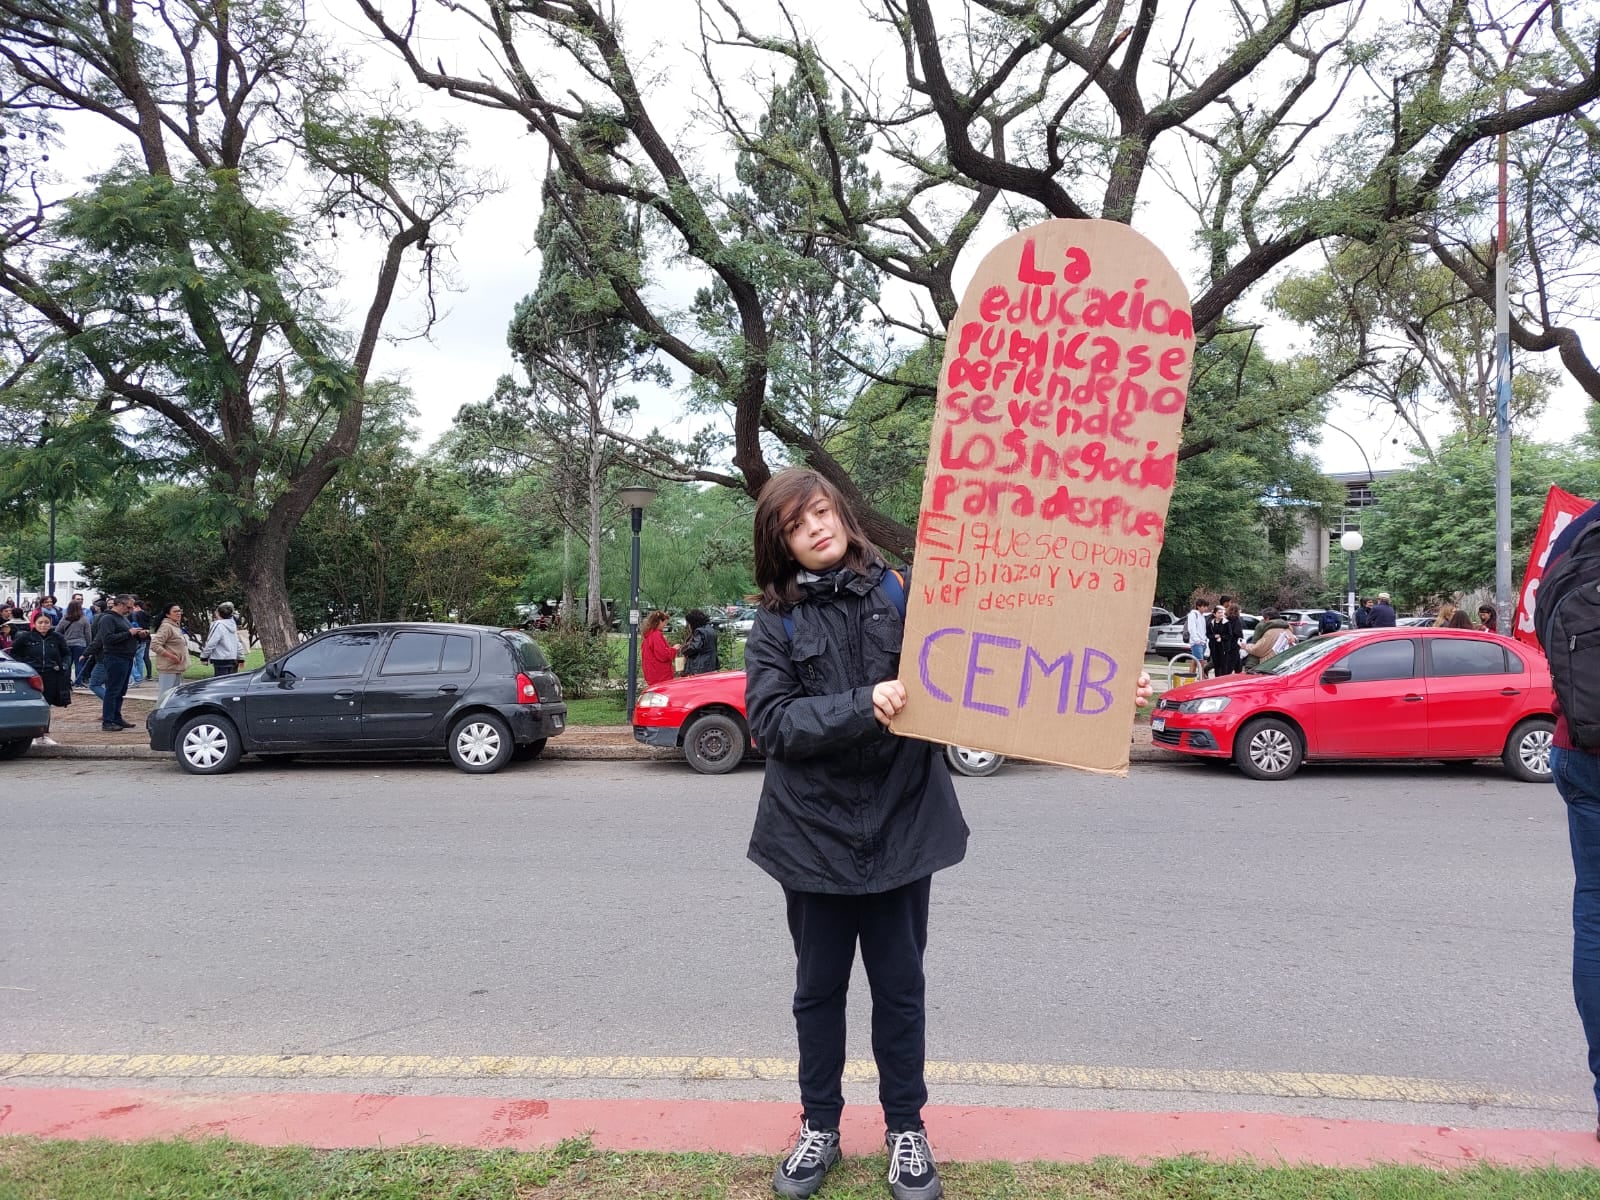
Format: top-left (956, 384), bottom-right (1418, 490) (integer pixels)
top-left (1320, 666), bottom-right (1353, 685)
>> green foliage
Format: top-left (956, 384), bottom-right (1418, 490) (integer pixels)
top-left (690, 67), bottom-right (882, 439)
top-left (831, 341), bottom-right (941, 528)
top-left (1155, 336), bottom-right (1341, 609)
top-left (1357, 435), bottom-right (1600, 609)
top-left (536, 626), bottom-right (615, 699)
top-left (1271, 240), bottom-right (1557, 452)
top-left (76, 491), bottom-right (237, 629)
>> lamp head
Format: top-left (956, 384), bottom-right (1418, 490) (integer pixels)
top-left (619, 485), bottom-right (658, 512)
top-left (1339, 530), bottom-right (1364, 554)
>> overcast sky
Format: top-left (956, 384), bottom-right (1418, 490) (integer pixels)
top-left (320, 2), bottom-right (1594, 478)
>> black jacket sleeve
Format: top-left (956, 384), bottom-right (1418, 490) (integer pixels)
top-left (744, 611), bottom-right (882, 761)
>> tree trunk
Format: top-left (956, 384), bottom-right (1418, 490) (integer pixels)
top-left (226, 523), bottom-right (298, 660)
top-left (585, 429), bottom-right (605, 631)
top-left (560, 526), bottom-right (575, 625)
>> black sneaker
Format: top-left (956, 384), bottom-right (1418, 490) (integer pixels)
top-left (886, 1127), bottom-right (941, 1200)
top-left (772, 1119), bottom-right (840, 1198)
top-left (100, 723), bottom-right (122, 732)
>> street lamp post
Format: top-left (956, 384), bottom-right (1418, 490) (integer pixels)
top-left (618, 485), bottom-right (658, 718)
top-left (1340, 530), bottom-right (1364, 623)
top-left (1494, 0), bottom-right (1552, 640)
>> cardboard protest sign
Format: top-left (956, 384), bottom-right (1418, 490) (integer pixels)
top-left (890, 219), bottom-right (1191, 774)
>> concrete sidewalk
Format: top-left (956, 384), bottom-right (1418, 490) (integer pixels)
top-left (2, 1085), bottom-right (1596, 1169)
top-left (28, 688), bottom-right (1175, 765)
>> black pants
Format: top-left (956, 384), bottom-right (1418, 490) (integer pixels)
top-left (784, 875), bottom-right (931, 1131)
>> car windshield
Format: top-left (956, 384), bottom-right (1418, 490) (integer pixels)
top-left (500, 629), bottom-right (550, 672)
top-left (1249, 634), bottom-right (1350, 676)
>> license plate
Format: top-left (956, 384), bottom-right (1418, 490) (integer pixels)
top-left (0, 681), bottom-right (13, 692)
top-left (1151, 717), bottom-right (1165, 731)
top-left (552, 715), bottom-right (565, 730)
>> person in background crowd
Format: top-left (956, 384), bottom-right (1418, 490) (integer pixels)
top-left (680, 609), bottom-right (721, 677)
top-left (1479, 604), bottom-right (1498, 633)
top-left (89, 594), bottom-right (146, 731)
top-left (1185, 597), bottom-right (1213, 677)
top-left (1314, 609), bottom-right (1343, 637)
top-left (1434, 600), bottom-right (1474, 629)
top-left (11, 611), bottom-right (72, 707)
top-left (149, 603), bottom-right (191, 699)
top-left (0, 603), bottom-right (14, 652)
top-left (1355, 597), bottom-right (1375, 628)
top-left (640, 610), bottom-right (677, 688)
top-left (201, 602), bottom-right (245, 675)
top-left (1247, 609), bottom-right (1297, 661)
top-left (37, 594), bottom-right (62, 623)
top-left (126, 598), bottom-right (150, 685)
top-left (57, 600), bottom-right (92, 685)
top-left (1207, 598), bottom-right (1242, 677)
top-left (1370, 592), bottom-right (1398, 627)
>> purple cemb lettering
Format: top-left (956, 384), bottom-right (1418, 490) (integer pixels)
top-left (1075, 648), bottom-right (1117, 715)
top-left (919, 626), bottom-right (963, 703)
top-left (964, 632), bottom-right (1022, 716)
top-left (917, 628), bottom-right (1122, 716)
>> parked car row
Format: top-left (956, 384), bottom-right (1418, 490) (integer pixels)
top-left (146, 623), bottom-right (568, 775)
top-left (1154, 627), bottom-right (1554, 783)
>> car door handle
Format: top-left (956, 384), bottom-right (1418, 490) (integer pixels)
top-left (1403, 694), bottom-right (1424, 702)
top-left (437, 684), bottom-right (458, 694)
top-left (1500, 687), bottom-right (1522, 696)
top-left (334, 689), bottom-right (356, 700)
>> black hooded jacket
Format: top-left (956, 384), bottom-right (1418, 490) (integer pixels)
top-left (744, 563), bottom-right (969, 895)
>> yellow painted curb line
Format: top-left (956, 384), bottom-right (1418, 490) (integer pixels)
top-left (0, 1053), bottom-right (1570, 1112)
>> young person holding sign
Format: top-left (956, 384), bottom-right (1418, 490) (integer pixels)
top-left (745, 468), bottom-right (1152, 1200)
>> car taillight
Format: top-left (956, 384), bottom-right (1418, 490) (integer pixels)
top-left (27, 674), bottom-right (43, 694)
top-left (515, 672), bottom-right (539, 704)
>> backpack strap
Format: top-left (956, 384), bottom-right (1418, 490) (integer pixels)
top-left (782, 568), bottom-right (906, 644)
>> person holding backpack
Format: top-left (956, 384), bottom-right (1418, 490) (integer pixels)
top-left (1535, 499), bottom-right (1600, 1139)
top-left (745, 468), bottom-right (1150, 1199)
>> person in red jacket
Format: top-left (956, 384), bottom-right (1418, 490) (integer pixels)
top-left (640, 610), bottom-right (676, 687)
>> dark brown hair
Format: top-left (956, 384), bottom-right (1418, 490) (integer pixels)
top-left (753, 468), bottom-right (881, 612)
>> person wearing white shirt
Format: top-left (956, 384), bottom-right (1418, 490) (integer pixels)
top-left (1185, 599), bottom-right (1213, 675)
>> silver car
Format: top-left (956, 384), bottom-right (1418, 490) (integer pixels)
top-left (0, 650), bottom-right (51, 759)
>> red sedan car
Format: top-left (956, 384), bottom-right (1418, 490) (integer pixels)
top-left (1153, 627), bottom-right (1555, 782)
top-left (633, 669), bottom-right (1006, 777)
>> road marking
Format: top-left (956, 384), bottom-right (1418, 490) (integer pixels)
top-left (0, 1053), bottom-right (1572, 1112)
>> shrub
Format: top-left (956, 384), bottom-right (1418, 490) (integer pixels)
top-left (537, 625), bottom-right (615, 699)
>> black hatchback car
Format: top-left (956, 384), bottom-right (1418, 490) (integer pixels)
top-left (147, 623), bottom-right (567, 775)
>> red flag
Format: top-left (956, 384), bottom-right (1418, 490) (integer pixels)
top-left (1514, 486), bottom-right (1594, 645)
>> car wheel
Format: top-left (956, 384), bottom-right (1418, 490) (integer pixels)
top-left (513, 738), bottom-right (548, 762)
top-left (1503, 718), bottom-right (1555, 783)
top-left (176, 714), bottom-right (243, 775)
top-left (945, 744), bottom-right (1005, 777)
top-left (683, 712), bottom-right (746, 775)
top-left (1233, 717), bottom-right (1303, 781)
top-left (449, 713), bottom-right (514, 774)
top-left (0, 737), bottom-right (33, 760)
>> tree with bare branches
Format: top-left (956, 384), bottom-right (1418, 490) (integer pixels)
top-left (0, 1), bottom-right (487, 654)
top-left (354, 0), bottom-right (1600, 557)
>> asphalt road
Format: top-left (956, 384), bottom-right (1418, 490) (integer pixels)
top-left (1, 755), bottom-right (1590, 1129)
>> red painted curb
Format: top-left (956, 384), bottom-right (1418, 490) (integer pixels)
top-left (1, 1086), bottom-right (1597, 1169)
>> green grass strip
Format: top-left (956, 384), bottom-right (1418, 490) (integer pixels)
top-left (3, 1137), bottom-right (1598, 1199)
